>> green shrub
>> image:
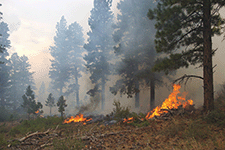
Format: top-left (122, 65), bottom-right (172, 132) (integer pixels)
top-left (0, 133), bottom-right (8, 147)
top-left (112, 100), bottom-right (131, 121)
top-left (9, 116), bottom-right (63, 136)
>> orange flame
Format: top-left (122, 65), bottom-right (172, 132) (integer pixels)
top-left (123, 117), bottom-right (134, 123)
top-left (64, 114), bottom-right (92, 125)
top-left (35, 110), bottom-right (39, 114)
top-left (145, 84), bottom-right (193, 119)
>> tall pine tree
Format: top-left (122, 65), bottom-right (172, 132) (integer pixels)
top-left (0, 3), bottom-right (5, 55)
top-left (148, 0), bottom-right (225, 112)
top-left (110, 0), bottom-right (160, 110)
top-left (84, 0), bottom-right (114, 110)
top-left (45, 93), bottom-right (55, 116)
top-left (9, 53), bottom-right (36, 112)
top-left (0, 20), bottom-right (11, 108)
top-left (49, 17), bottom-right (85, 108)
top-left (49, 16), bottom-right (70, 96)
top-left (64, 22), bottom-right (85, 107)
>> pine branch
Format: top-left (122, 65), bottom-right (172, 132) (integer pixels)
top-left (173, 74), bottom-right (204, 85)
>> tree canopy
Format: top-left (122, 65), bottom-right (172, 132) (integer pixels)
top-left (49, 16), bottom-right (85, 108)
top-left (9, 53), bottom-right (36, 111)
top-left (84, 0), bottom-right (114, 110)
top-left (57, 95), bottom-right (67, 117)
top-left (148, 0), bottom-right (225, 112)
top-left (45, 93), bottom-right (55, 115)
top-left (110, 0), bottom-right (159, 109)
top-left (22, 86), bottom-right (43, 119)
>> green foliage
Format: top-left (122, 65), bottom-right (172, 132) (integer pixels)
top-left (45, 93), bottom-right (55, 115)
top-left (21, 86), bottom-right (43, 118)
top-left (49, 16), bottom-right (84, 99)
top-left (53, 138), bottom-right (84, 150)
top-left (0, 20), bottom-right (11, 107)
top-left (0, 4), bottom-right (5, 55)
top-left (9, 116), bottom-right (63, 137)
top-left (9, 53), bottom-right (36, 113)
top-left (111, 0), bottom-right (159, 107)
top-left (148, 0), bottom-right (225, 72)
top-left (46, 93), bottom-right (55, 107)
top-left (112, 100), bottom-right (130, 121)
top-left (0, 133), bottom-right (8, 147)
top-left (83, 0), bottom-right (114, 109)
top-left (57, 95), bottom-right (67, 117)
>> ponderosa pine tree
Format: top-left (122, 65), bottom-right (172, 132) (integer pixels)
top-left (49, 16), bottom-right (70, 96)
top-left (0, 20), bottom-right (11, 108)
top-left (148, 0), bottom-right (225, 112)
top-left (57, 95), bottom-right (67, 117)
top-left (110, 0), bottom-right (159, 110)
top-left (84, 0), bottom-right (114, 110)
top-left (9, 53), bottom-right (36, 112)
top-left (49, 17), bottom-right (84, 108)
top-left (45, 93), bottom-right (55, 116)
top-left (22, 86), bottom-right (42, 119)
top-left (64, 22), bottom-right (85, 108)
top-left (0, 3), bottom-right (5, 55)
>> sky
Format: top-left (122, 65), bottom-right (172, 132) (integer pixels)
top-left (1, 0), bottom-right (120, 91)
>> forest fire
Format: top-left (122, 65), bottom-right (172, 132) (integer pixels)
top-left (64, 114), bottom-right (92, 125)
top-left (145, 84), bottom-right (193, 119)
top-left (123, 84), bottom-right (194, 123)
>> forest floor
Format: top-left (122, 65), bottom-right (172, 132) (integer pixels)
top-left (0, 107), bottom-right (225, 150)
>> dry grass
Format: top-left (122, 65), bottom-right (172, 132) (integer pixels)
top-left (0, 106), bottom-right (224, 149)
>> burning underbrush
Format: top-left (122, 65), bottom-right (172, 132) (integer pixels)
top-left (63, 114), bottom-right (92, 125)
top-left (62, 84), bottom-right (194, 125)
top-left (123, 84), bottom-right (194, 123)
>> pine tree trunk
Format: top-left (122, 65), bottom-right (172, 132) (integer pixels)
top-left (101, 78), bottom-right (106, 110)
top-left (203, 0), bottom-right (214, 112)
top-left (50, 107), bottom-right (52, 116)
top-left (61, 112), bottom-right (63, 118)
top-left (150, 79), bottom-right (155, 111)
top-left (135, 81), bottom-right (140, 108)
top-left (75, 70), bottom-right (80, 107)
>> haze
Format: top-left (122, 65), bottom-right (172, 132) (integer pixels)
top-left (1, 0), bottom-right (225, 115)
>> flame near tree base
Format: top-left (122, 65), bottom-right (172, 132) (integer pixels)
top-left (123, 84), bottom-right (194, 123)
top-left (145, 84), bottom-right (193, 119)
